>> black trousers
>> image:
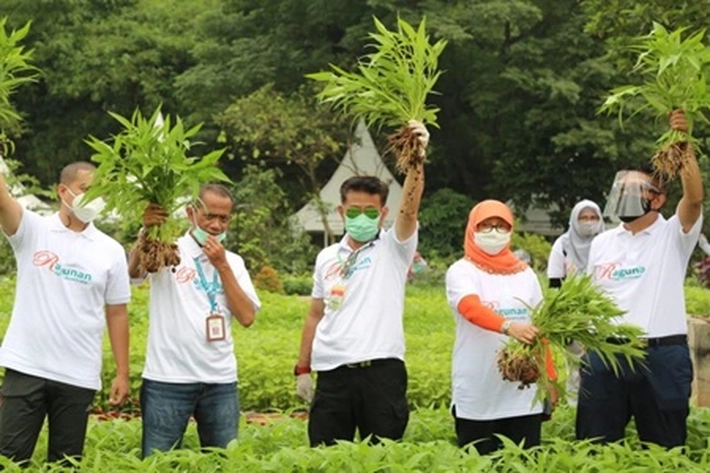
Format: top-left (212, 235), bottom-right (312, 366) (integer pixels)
top-left (0, 369), bottom-right (96, 466)
top-left (452, 405), bottom-right (543, 454)
top-left (576, 343), bottom-right (692, 448)
top-left (308, 358), bottom-right (409, 447)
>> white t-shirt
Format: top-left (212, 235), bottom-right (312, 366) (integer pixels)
top-left (0, 211), bottom-right (131, 390)
top-left (446, 259), bottom-right (544, 420)
top-left (310, 228), bottom-right (417, 371)
top-left (547, 237), bottom-right (577, 279)
top-left (140, 233), bottom-right (261, 383)
top-left (587, 213), bottom-right (702, 337)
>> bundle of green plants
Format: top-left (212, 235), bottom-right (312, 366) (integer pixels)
top-left (307, 16), bottom-right (446, 172)
top-left (84, 107), bottom-right (231, 273)
top-left (0, 18), bottom-right (39, 152)
top-left (497, 275), bottom-right (647, 404)
top-left (600, 23), bottom-right (710, 180)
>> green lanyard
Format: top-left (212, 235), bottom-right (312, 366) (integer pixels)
top-left (337, 242), bottom-right (374, 280)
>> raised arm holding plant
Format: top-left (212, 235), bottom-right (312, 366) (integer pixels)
top-left (600, 23), bottom-right (710, 181)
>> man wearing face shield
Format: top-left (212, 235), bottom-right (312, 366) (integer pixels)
top-left (128, 184), bottom-right (260, 457)
top-left (576, 110), bottom-right (704, 448)
top-left (0, 162), bottom-right (131, 466)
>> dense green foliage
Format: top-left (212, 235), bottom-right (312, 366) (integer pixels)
top-left (0, 274), bottom-right (709, 469)
top-left (4, 399), bottom-right (710, 470)
top-left (2, 0), bottom-right (709, 240)
top-left (0, 18), bottom-right (37, 143)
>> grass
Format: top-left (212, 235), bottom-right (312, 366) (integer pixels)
top-left (0, 276), bottom-right (709, 470)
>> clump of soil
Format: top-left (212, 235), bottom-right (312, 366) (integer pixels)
top-left (652, 140), bottom-right (688, 182)
top-left (388, 125), bottom-right (426, 173)
top-left (137, 233), bottom-right (180, 273)
top-left (497, 347), bottom-right (540, 389)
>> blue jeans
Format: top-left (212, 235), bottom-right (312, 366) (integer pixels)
top-left (140, 378), bottom-right (239, 458)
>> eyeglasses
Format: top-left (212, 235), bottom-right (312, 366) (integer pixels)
top-left (345, 206), bottom-right (380, 220)
top-left (477, 223), bottom-right (511, 233)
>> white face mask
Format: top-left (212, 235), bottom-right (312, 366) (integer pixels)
top-left (63, 188), bottom-right (106, 224)
top-left (474, 230), bottom-right (511, 255)
top-left (577, 221), bottom-right (602, 238)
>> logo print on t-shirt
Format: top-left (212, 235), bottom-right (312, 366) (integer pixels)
top-left (33, 250), bottom-right (93, 284)
top-left (594, 263), bottom-right (645, 281)
top-left (175, 267), bottom-right (197, 284)
top-left (482, 300), bottom-right (528, 320)
top-left (173, 265), bottom-right (224, 294)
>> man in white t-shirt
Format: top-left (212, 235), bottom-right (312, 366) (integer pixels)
top-left (576, 110), bottom-right (704, 448)
top-left (294, 121), bottom-right (429, 446)
top-left (129, 184), bottom-right (260, 457)
top-left (0, 162), bottom-right (130, 466)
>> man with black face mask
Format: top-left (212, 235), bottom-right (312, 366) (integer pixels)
top-left (576, 110), bottom-right (704, 448)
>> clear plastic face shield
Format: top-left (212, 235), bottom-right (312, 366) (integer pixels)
top-left (603, 171), bottom-right (661, 222)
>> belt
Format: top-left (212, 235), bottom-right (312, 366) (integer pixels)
top-left (342, 358), bottom-right (393, 369)
top-left (606, 335), bottom-right (687, 348)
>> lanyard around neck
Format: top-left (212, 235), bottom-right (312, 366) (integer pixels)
top-left (193, 257), bottom-right (220, 313)
top-left (337, 242), bottom-right (374, 280)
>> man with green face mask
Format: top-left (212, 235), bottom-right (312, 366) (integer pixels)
top-left (128, 183), bottom-right (261, 457)
top-left (295, 120), bottom-right (429, 447)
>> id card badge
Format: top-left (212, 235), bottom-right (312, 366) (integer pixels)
top-left (206, 314), bottom-right (226, 342)
top-left (327, 284), bottom-right (346, 310)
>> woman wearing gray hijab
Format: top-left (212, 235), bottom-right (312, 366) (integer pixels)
top-left (547, 199), bottom-right (605, 288)
top-left (546, 199), bottom-right (604, 406)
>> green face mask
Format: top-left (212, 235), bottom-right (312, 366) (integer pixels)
top-left (345, 213), bottom-right (379, 242)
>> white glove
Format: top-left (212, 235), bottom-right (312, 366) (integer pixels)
top-left (408, 119), bottom-right (430, 150)
top-left (296, 374), bottom-right (314, 403)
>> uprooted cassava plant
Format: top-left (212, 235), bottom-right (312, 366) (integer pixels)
top-left (600, 23), bottom-right (710, 180)
top-left (307, 16), bottom-right (446, 172)
top-left (84, 107), bottom-right (231, 273)
top-left (497, 275), bottom-right (647, 405)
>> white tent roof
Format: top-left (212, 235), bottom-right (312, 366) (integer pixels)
top-left (293, 121), bottom-right (402, 237)
top-left (0, 155), bottom-right (53, 215)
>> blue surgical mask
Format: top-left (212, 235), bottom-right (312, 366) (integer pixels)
top-left (192, 220), bottom-right (226, 246)
top-left (345, 214), bottom-right (379, 243)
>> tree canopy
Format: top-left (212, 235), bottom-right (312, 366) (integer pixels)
top-left (1, 0), bottom-right (709, 239)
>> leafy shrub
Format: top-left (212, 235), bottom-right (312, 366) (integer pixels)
top-left (418, 188), bottom-right (474, 260)
top-left (282, 274), bottom-right (312, 296)
top-left (406, 253), bottom-right (453, 288)
top-left (228, 165), bottom-right (317, 274)
top-left (254, 266), bottom-right (284, 294)
top-left (512, 231), bottom-right (553, 272)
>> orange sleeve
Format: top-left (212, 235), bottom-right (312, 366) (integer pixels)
top-left (457, 294), bottom-right (506, 333)
top-left (543, 338), bottom-right (558, 381)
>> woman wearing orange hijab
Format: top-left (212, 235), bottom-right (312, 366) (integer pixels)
top-left (445, 200), bottom-right (546, 454)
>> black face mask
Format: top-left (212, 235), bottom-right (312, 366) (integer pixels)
top-left (618, 199), bottom-right (653, 223)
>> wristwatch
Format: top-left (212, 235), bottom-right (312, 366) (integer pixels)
top-left (293, 364), bottom-right (311, 376)
top-left (501, 320), bottom-right (512, 336)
